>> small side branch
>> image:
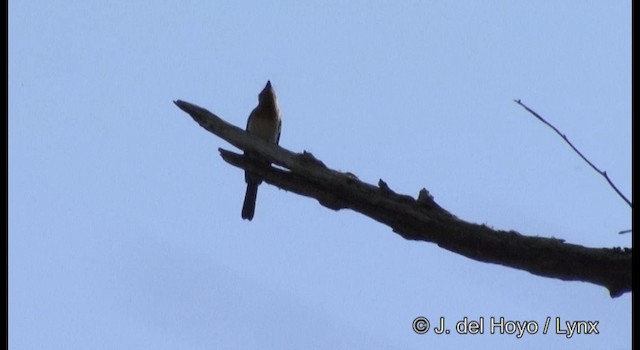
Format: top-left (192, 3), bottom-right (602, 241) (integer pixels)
top-left (175, 99), bottom-right (632, 297)
top-left (514, 99), bottom-right (631, 208)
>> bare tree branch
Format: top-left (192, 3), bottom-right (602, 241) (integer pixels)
top-left (514, 99), bottom-right (631, 208)
top-left (174, 99), bottom-right (632, 298)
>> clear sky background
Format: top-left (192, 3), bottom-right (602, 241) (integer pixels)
top-left (9, 1), bottom-right (631, 349)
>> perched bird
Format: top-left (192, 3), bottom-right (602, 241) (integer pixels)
top-left (242, 81), bottom-right (282, 220)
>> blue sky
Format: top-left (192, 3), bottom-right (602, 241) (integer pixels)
top-left (9, 1), bottom-right (631, 349)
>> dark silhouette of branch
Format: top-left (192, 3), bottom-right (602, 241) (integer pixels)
top-left (514, 99), bottom-right (631, 208)
top-left (174, 99), bottom-right (632, 298)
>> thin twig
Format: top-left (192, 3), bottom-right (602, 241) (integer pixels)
top-left (514, 99), bottom-right (631, 208)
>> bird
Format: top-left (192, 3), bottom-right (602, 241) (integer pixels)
top-left (242, 80), bottom-right (282, 220)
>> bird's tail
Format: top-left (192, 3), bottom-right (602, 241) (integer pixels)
top-left (241, 181), bottom-right (259, 220)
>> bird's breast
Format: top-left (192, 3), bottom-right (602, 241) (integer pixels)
top-left (248, 115), bottom-right (280, 143)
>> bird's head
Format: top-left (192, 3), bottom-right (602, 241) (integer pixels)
top-left (258, 80), bottom-right (277, 105)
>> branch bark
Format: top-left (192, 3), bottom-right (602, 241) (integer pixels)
top-left (174, 99), bottom-right (632, 298)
